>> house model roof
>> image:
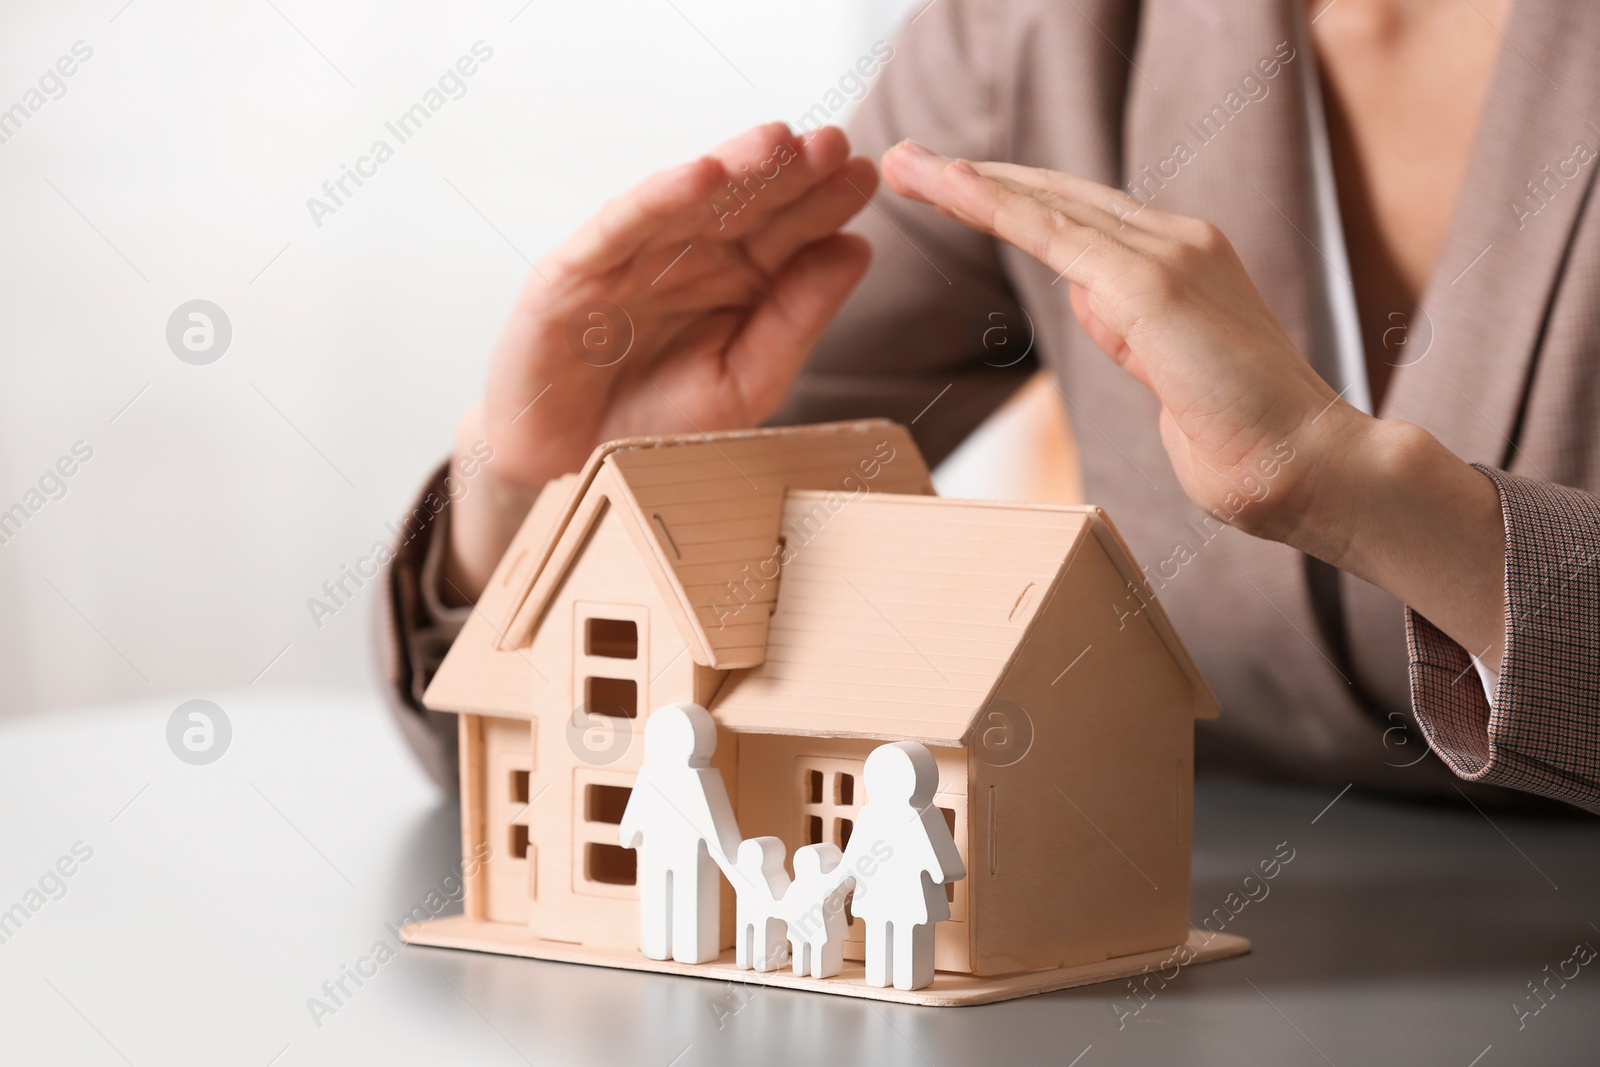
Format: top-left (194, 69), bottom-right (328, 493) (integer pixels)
top-left (495, 420), bottom-right (938, 669)
top-left (714, 490), bottom-right (1098, 742)
top-left (424, 419), bottom-right (1220, 745)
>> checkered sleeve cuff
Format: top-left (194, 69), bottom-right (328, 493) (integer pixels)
top-left (1406, 465), bottom-right (1600, 814)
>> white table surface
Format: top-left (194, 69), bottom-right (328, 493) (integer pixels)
top-left (2, 689), bottom-right (1597, 1066)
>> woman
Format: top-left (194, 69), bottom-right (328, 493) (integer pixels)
top-left (382, 0), bottom-right (1600, 814)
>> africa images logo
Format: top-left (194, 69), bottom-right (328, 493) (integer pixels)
top-left (166, 700), bottom-right (232, 765)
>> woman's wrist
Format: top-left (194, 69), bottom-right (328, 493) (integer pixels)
top-left (1279, 411), bottom-right (1508, 671)
top-left (440, 412), bottom-right (544, 607)
top-left (1273, 406), bottom-right (1403, 569)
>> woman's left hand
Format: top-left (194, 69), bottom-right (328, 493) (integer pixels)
top-left (882, 140), bottom-right (1358, 548)
top-left (880, 139), bottom-right (1508, 671)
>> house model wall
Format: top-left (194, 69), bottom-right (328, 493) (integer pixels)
top-left (405, 420), bottom-right (1250, 1005)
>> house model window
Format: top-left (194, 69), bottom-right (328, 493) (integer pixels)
top-left (587, 617), bottom-right (638, 659)
top-left (574, 773), bottom-right (636, 892)
top-left (798, 757), bottom-right (863, 851)
top-left (578, 608), bottom-right (644, 719)
top-left (572, 604), bottom-right (649, 893)
top-left (510, 769), bottom-right (532, 859)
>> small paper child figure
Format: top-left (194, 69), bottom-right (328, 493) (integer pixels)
top-left (839, 742), bottom-right (965, 990)
top-left (732, 837), bottom-right (791, 971)
top-left (618, 703), bottom-right (740, 964)
top-left (782, 842), bottom-right (850, 979)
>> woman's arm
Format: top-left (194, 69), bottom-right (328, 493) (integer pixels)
top-left (880, 142), bottom-right (1508, 672)
top-left (882, 142), bottom-right (1600, 813)
top-left (1295, 414), bottom-right (1507, 674)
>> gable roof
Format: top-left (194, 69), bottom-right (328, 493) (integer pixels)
top-left (498, 420), bottom-right (934, 670)
top-left (707, 491), bottom-right (1082, 743)
top-left (707, 492), bottom-right (1219, 746)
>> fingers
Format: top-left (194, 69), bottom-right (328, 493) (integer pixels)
top-left (722, 233), bottom-right (873, 418)
top-left (1067, 282), bottom-right (1128, 362)
top-left (975, 169), bottom-right (1162, 256)
top-left (704, 124), bottom-right (856, 240)
top-left (884, 141), bottom-right (1144, 292)
top-left (880, 140), bottom-right (979, 222)
top-left (884, 140), bottom-right (1166, 236)
top-left (741, 155), bottom-right (879, 274)
top-left (941, 161), bottom-right (1124, 289)
top-left (554, 155), bottom-right (726, 275)
top-left (971, 166), bottom-right (1137, 251)
top-left (1068, 282), bottom-right (1155, 391)
top-left (549, 123), bottom-right (859, 279)
top-left (974, 161), bottom-right (1150, 232)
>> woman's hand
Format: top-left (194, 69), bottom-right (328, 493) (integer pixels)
top-left (446, 123), bottom-right (877, 600)
top-left (881, 140), bottom-right (1508, 670)
top-left (883, 140), bottom-right (1352, 544)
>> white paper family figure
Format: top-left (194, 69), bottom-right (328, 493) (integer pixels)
top-left (783, 843), bottom-right (850, 979)
top-left (733, 837), bottom-right (790, 971)
top-left (619, 705), bottom-right (964, 989)
top-left (839, 742), bottom-right (966, 990)
top-left (617, 704), bottom-right (740, 964)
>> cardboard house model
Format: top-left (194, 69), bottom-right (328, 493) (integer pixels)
top-left (403, 420), bottom-right (1249, 1005)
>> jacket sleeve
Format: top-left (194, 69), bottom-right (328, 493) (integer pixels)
top-left (1407, 465), bottom-right (1600, 814)
top-left (375, 460), bottom-right (471, 791)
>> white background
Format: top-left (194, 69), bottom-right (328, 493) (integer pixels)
top-left (0, 0), bottom-right (1056, 719)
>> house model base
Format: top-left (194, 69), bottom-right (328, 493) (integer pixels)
top-left (401, 919), bottom-right (1250, 1007)
top-left (414, 420), bottom-right (1250, 1007)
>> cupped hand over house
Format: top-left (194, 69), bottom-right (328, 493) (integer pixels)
top-left (446, 124), bottom-right (876, 599)
top-left (881, 140), bottom-right (1365, 547)
top-left (473, 122), bottom-right (874, 485)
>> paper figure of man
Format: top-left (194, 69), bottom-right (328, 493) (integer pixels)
top-left (618, 703), bottom-right (739, 964)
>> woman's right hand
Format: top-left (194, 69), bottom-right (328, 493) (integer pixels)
top-left (444, 123), bottom-right (878, 601)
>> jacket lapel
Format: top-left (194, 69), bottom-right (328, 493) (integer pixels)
top-left (1123, 0), bottom-right (1318, 366)
top-left (1384, 0), bottom-right (1600, 465)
